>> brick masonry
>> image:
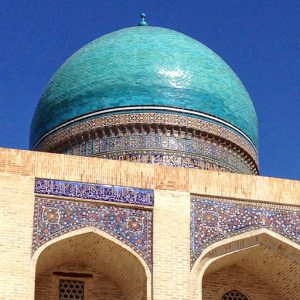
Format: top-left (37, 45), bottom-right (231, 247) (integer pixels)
top-left (0, 148), bottom-right (300, 299)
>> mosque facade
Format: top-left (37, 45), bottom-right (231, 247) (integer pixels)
top-left (0, 15), bottom-right (299, 300)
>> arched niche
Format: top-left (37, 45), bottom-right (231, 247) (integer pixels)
top-left (31, 227), bottom-right (152, 300)
top-left (190, 229), bottom-right (300, 300)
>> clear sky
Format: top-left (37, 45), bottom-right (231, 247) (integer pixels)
top-left (0, 0), bottom-right (299, 180)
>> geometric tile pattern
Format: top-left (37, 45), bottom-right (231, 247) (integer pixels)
top-left (191, 196), bottom-right (300, 266)
top-left (36, 113), bottom-right (258, 164)
top-left (32, 197), bottom-right (153, 268)
top-left (64, 132), bottom-right (253, 174)
top-left (35, 178), bottom-right (154, 207)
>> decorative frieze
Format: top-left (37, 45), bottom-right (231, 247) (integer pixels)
top-left (35, 178), bottom-right (154, 207)
top-left (63, 133), bottom-right (253, 174)
top-left (35, 113), bottom-right (257, 159)
top-left (34, 113), bottom-right (258, 175)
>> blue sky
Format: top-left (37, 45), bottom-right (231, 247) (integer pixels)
top-left (0, 0), bottom-right (299, 180)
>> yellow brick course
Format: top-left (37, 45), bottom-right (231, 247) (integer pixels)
top-left (203, 264), bottom-right (282, 300)
top-left (1, 147), bottom-right (300, 204)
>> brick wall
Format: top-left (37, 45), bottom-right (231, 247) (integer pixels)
top-left (35, 262), bottom-right (125, 300)
top-left (153, 190), bottom-right (190, 299)
top-left (0, 172), bottom-right (34, 299)
top-left (202, 264), bottom-right (282, 300)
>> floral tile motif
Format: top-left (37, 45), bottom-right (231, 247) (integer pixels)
top-left (191, 196), bottom-right (300, 266)
top-left (35, 178), bottom-right (154, 207)
top-left (32, 197), bottom-right (153, 268)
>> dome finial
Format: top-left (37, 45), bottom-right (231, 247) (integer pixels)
top-left (138, 13), bottom-right (148, 26)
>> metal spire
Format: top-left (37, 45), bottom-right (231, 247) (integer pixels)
top-left (138, 13), bottom-right (148, 26)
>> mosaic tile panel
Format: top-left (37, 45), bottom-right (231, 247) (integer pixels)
top-left (35, 178), bottom-right (154, 207)
top-left (32, 197), bottom-right (153, 268)
top-left (63, 133), bottom-right (253, 174)
top-left (99, 151), bottom-right (248, 174)
top-left (191, 196), bottom-right (300, 266)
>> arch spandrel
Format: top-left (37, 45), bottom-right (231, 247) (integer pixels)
top-left (190, 195), bottom-right (300, 267)
top-left (32, 196), bottom-right (153, 269)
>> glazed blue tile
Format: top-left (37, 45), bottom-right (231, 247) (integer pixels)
top-left (30, 26), bottom-right (258, 148)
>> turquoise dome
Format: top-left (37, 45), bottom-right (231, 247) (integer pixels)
top-left (30, 26), bottom-right (258, 149)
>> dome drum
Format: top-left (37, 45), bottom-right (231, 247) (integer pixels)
top-left (34, 112), bottom-right (258, 175)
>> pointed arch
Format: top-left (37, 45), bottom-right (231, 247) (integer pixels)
top-left (30, 226), bottom-right (152, 300)
top-left (190, 228), bottom-right (300, 300)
